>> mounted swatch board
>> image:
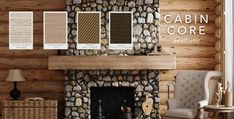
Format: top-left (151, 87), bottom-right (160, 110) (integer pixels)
top-left (9, 12), bottom-right (33, 49)
top-left (77, 12), bottom-right (101, 49)
top-left (43, 12), bottom-right (68, 49)
top-left (109, 12), bottom-right (133, 49)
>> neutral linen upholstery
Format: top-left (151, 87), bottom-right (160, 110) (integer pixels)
top-left (164, 71), bottom-right (222, 119)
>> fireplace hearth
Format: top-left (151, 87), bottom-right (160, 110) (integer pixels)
top-left (90, 87), bottom-right (135, 119)
top-left (65, 70), bottom-right (160, 119)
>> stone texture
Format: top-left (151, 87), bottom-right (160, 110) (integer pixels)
top-left (145, 0), bottom-right (153, 4)
top-left (128, 1), bottom-right (136, 7)
top-left (147, 13), bottom-right (154, 23)
top-left (138, 17), bottom-right (145, 24)
top-left (65, 0), bottom-right (160, 118)
top-left (133, 25), bottom-right (143, 36)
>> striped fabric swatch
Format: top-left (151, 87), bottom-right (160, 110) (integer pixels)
top-left (77, 12), bottom-right (100, 44)
top-left (43, 12), bottom-right (67, 49)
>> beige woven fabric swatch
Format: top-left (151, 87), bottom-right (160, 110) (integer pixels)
top-left (78, 13), bottom-right (100, 44)
top-left (44, 13), bottom-right (67, 44)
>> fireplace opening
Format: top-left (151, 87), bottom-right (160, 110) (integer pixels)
top-left (90, 87), bottom-right (135, 119)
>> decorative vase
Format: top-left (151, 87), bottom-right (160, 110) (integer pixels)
top-left (142, 94), bottom-right (153, 115)
top-left (225, 81), bottom-right (233, 107)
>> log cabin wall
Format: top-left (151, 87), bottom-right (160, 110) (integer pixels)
top-left (0, 0), bottom-right (65, 118)
top-left (0, 0), bottom-right (222, 118)
top-left (159, 0), bottom-right (219, 115)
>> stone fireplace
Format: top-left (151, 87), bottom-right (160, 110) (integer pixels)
top-left (65, 0), bottom-right (160, 118)
top-left (65, 70), bottom-right (159, 118)
top-left (90, 87), bottom-right (135, 119)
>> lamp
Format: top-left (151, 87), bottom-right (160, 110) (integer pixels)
top-left (5, 69), bottom-right (25, 100)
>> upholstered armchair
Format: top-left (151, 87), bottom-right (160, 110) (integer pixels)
top-left (163, 71), bottom-right (222, 119)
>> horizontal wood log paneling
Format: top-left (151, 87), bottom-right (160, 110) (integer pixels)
top-left (160, 0), bottom-right (215, 11)
top-left (159, 34), bottom-right (216, 46)
top-left (177, 58), bottom-right (216, 70)
top-left (160, 93), bottom-right (174, 105)
top-left (160, 70), bottom-right (180, 81)
top-left (159, 81), bottom-right (175, 93)
top-left (160, 23), bottom-right (216, 34)
top-left (0, 92), bottom-right (64, 102)
top-left (0, 47), bottom-right (57, 58)
top-left (0, 81), bottom-right (64, 93)
top-left (0, 0), bottom-right (64, 11)
top-left (163, 46), bottom-right (216, 58)
top-left (160, 11), bottom-right (216, 23)
top-left (0, 0), bottom-right (65, 118)
top-left (160, 0), bottom-right (217, 116)
top-left (0, 70), bottom-right (65, 81)
top-left (0, 58), bottom-right (48, 69)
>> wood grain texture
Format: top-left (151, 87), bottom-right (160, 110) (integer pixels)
top-left (160, 23), bottom-right (216, 34)
top-left (160, 0), bottom-right (215, 11)
top-left (163, 46), bottom-right (216, 58)
top-left (215, 52), bottom-right (221, 63)
top-left (0, 58), bottom-right (48, 69)
top-left (215, 40), bottom-right (221, 51)
top-left (160, 81), bottom-right (175, 93)
top-left (215, 5), bottom-right (221, 15)
top-left (159, 34), bottom-right (216, 46)
top-left (160, 70), bottom-right (180, 81)
top-left (160, 0), bottom-right (217, 115)
top-left (160, 93), bottom-right (174, 105)
top-left (177, 58), bottom-right (216, 70)
top-left (0, 0), bottom-right (65, 11)
top-left (48, 56), bottom-right (176, 70)
top-left (215, 29), bottom-right (221, 39)
top-left (0, 92), bottom-right (64, 102)
top-left (0, 70), bottom-right (65, 81)
top-left (215, 64), bottom-right (221, 71)
top-left (0, 47), bottom-right (57, 58)
top-left (160, 11), bottom-right (216, 23)
top-left (0, 0), bottom-right (65, 118)
top-left (0, 81), bottom-right (64, 93)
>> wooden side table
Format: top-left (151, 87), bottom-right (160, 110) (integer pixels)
top-left (204, 105), bottom-right (234, 119)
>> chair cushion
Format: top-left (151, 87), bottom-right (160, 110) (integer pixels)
top-left (164, 108), bottom-right (194, 119)
top-left (175, 71), bottom-right (208, 108)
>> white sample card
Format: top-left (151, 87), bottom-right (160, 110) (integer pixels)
top-left (9, 12), bottom-right (33, 49)
top-left (77, 12), bottom-right (101, 49)
top-left (44, 12), bottom-right (68, 49)
top-left (109, 12), bottom-right (133, 49)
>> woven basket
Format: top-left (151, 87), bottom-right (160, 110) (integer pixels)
top-left (2, 100), bottom-right (57, 119)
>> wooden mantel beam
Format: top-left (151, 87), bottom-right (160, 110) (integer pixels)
top-left (48, 56), bottom-right (176, 70)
